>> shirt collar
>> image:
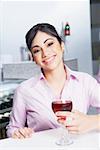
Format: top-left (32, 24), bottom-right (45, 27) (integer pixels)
top-left (64, 65), bottom-right (79, 81)
top-left (38, 64), bottom-right (79, 81)
top-left (38, 68), bottom-right (46, 80)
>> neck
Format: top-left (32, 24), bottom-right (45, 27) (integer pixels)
top-left (43, 61), bottom-right (66, 84)
top-left (42, 61), bottom-right (67, 96)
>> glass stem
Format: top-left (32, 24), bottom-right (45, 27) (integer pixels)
top-left (56, 125), bottom-right (73, 145)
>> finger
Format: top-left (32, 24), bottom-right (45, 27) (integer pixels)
top-left (12, 133), bottom-right (18, 139)
top-left (24, 128), bottom-right (34, 137)
top-left (28, 128), bottom-right (34, 133)
top-left (65, 118), bottom-right (78, 126)
top-left (57, 116), bottom-right (74, 126)
top-left (12, 128), bottom-right (34, 139)
top-left (19, 128), bottom-right (32, 138)
top-left (23, 128), bottom-right (33, 137)
top-left (56, 111), bottom-right (72, 117)
top-left (57, 118), bottom-right (65, 124)
top-left (67, 126), bottom-right (78, 132)
top-left (68, 130), bottom-right (79, 135)
top-left (18, 128), bottom-right (28, 138)
top-left (72, 109), bottom-right (83, 116)
top-left (12, 130), bottom-right (24, 139)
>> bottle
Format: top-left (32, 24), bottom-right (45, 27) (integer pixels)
top-left (20, 46), bottom-right (29, 61)
top-left (64, 22), bottom-right (70, 36)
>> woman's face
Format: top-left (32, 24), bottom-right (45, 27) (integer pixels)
top-left (31, 31), bottom-right (64, 71)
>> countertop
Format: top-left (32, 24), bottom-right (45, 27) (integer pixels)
top-left (0, 128), bottom-right (99, 150)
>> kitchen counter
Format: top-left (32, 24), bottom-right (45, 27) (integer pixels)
top-left (0, 80), bottom-right (21, 139)
top-left (0, 80), bottom-right (23, 98)
top-left (0, 128), bottom-right (99, 150)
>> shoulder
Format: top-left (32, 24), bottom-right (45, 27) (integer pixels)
top-left (15, 75), bottom-right (40, 92)
top-left (65, 65), bottom-right (96, 83)
top-left (72, 71), bottom-right (98, 85)
top-left (72, 70), bottom-right (96, 81)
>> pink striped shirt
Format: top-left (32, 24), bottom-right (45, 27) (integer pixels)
top-left (7, 66), bottom-right (100, 137)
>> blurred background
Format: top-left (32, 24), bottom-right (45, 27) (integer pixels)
top-left (0, 0), bottom-right (100, 139)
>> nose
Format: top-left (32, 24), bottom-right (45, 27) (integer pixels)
top-left (42, 48), bottom-right (49, 58)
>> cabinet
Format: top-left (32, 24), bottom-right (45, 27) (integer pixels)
top-left (0, 95), bottom-right (13, 139)
top-left (0, 83), bottom-right (18, 139)
top-left (90, 3), bottom-right (100, 75)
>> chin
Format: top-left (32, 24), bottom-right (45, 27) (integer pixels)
top-left (42, 63), bottom-right (59, 71)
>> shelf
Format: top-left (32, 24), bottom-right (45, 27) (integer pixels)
top-left (0, 121), bottom-right (9, 129)
top-left (91, 24), bottom-right (100, 28)
top-left (92, 41), bottom-right (100, 45)
top-left (0, 107), bottom-right (12, 114)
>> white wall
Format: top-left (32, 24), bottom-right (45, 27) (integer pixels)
top-left (0, 0), bottom-right (93, 74)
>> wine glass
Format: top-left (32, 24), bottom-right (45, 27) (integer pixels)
top-left (52, 100), bottom-right (73, 146)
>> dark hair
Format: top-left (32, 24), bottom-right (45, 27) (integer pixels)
top-left (25, 23), bottom-right (62, 51)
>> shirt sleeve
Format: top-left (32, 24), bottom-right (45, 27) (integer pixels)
top-left (6, 86), bottom-right (27, 137)
top-left (87, 74), bottom-right (100, 110)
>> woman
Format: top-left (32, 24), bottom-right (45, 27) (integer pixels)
top-left (7, 23), bottom-right (100, 139)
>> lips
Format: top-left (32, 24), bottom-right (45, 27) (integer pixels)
top-left (42, 55), bottom-right (56, 65)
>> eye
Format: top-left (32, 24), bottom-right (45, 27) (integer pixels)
top-left (47, 42), bottom-right (54, 47)
top-left (33, 49), bottom-right (41, 54)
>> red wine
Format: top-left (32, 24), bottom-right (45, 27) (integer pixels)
top-left (52, 100), bottom-right (74, 145)
top-left (52, 100), bottom-right (72, 113)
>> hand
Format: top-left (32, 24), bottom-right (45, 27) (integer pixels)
top-left (12, 127), bottom-right (34, 139)
top-left (56, 110), bottom-right (99, 134)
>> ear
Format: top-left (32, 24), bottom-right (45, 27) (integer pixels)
top-left (32, 54), bottom-right (34, 61)
top-left (61, 42), bottom-right (64, 53)
top-left (29, 51), bottom-right (34, 61)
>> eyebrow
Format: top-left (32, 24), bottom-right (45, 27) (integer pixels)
top-left (44, 38), bottom-right (53, 43)
top-left (31, 38), bottom-right (53, 49)
top-left (31, 45), bottom-right (40, 49)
